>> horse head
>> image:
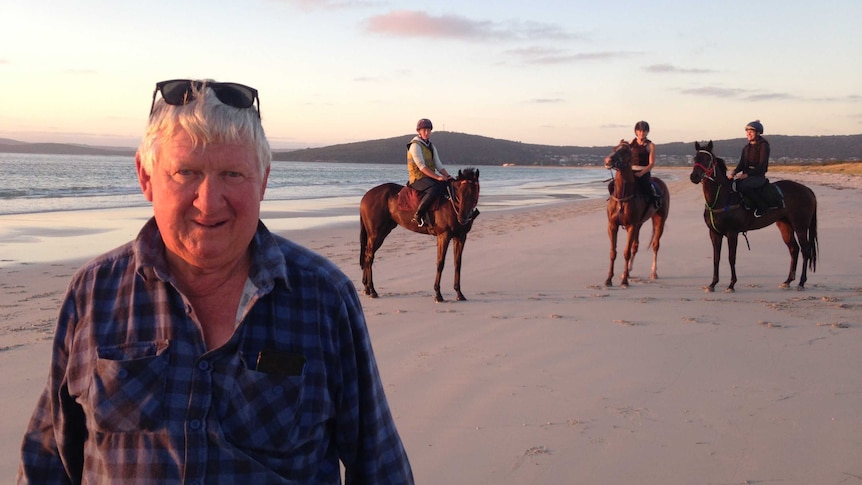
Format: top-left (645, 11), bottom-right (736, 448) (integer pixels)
top-left (690, 141), bottom-right (727, 184)
top-left (452, 168), bottom-right (480, 225)
top-left (604, 139), bottom-right (632, 171)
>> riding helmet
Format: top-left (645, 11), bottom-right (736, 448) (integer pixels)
top-left (634, 120), bottom-right (650, 132)
top-left (416, 118), bottom-right (433, 131)
top-left (745, 120), bottom-right (764, 134)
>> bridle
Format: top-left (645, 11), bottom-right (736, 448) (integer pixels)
top-left (605, 141), bottom-right (631, 171)
top-left (692, 149), bottom-right (716, 181)
top-left (447, 178), bottom-right (480, 225)
top-left (606, 142), bottom-right (635, 202)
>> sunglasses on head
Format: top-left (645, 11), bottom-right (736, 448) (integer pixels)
top-left (149, 79), bottom-right (260, 118)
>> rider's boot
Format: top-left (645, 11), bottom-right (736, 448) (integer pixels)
top-left (413, 191), bottom-right (434, 227)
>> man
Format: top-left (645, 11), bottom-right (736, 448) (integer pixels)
top-left (406, 118), bottom-right (453, 227)
top-left (18, 79), bottom-right (413, 483)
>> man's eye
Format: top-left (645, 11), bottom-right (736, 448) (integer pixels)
top-left (223, 171), bottom-right (246, 184)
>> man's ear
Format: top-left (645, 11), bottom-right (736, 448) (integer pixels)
top-left (136, 152), bottom-right (154, 202)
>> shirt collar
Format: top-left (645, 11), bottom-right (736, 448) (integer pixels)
top-left (133, 218), bottom-right (290, 294)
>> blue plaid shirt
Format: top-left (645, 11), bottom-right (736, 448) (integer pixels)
top-left (18, 218), bottom-right (413, 484)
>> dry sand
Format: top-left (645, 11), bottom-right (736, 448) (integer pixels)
top-left (2, 168), bottom-right (861, 483)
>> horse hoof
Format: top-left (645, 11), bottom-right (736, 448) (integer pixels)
top-left (703, 286), bottom-right (714, 293)
top-left (725, 287), bottom-right (735, 293)
top-left (369, 292), bottom-right (379, 299)
top-left (779, 282), bottom-right (790, 289)
top-left (456, 294), bottom-right (467, 301)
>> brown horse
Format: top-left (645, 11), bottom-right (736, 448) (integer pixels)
top-left (604, 140), bottom-right (670, 288)
top-left (360, 168), bottom-right (480, 302)
top-left (690, 141), bottom-right (818, 292)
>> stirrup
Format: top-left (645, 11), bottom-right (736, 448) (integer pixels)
top-left (753, 209), bottom-right (762, 218)
top-left (412, 214), bottom-right (425, 227)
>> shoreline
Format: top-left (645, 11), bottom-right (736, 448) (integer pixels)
top-left (2, 169), bottom-right (861, 483)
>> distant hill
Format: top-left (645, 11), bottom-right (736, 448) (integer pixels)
top-left (275, 132), bottom-right (862, 167)
top-left (2, 133), bottom-right (860, 166)
top-left (0, 141), bottom-right (135, 157)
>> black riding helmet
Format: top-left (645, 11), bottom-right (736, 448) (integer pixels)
top-left (634, 120), bottom-right (650, 132)
top-left (416, 118), bottom-right (433, 131)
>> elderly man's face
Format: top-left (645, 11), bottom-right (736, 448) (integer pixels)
top-left (137, 130), bottom-right (268, 272)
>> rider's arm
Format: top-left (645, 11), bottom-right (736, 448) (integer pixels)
top-left (430, 145), bottom-right (452, 179)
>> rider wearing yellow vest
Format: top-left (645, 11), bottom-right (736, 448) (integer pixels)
top-left (407, 118), bottom-right (453, 227)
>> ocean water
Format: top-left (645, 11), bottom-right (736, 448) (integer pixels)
top-left (0, 153), bottom-right (611, 217)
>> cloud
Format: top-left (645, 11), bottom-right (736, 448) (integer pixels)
top-left (363, 10), bottom-right (579, 42)
top-left (527, 98), bottom-right (565, 104)
top-left (681, 86), bottom-right (823, 103)
top-left (744, 92), bottom-right (796, 102)
top-left (643, 63), bottom-right (714, 74)
top-left (505, 46), bottom-right (635, 65)
top-left (680, 86), bottom-right (748, 98)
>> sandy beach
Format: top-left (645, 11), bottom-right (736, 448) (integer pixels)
top-left (2, 168), bottom-right (861, 483)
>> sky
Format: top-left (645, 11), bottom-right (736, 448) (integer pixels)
top-left (1, 0), bottom-right (861, 150)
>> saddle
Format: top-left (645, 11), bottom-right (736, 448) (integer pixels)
top-left (606, 180), bottom-right (662, 202)
top-left (396, 185), bottom-right (447, 212)
top-left (734, 179), bottom-right (785, 210)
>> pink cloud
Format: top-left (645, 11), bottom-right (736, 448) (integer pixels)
top-left (363, 10), bottom-right (576, 41)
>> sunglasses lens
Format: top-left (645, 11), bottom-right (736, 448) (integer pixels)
top-left (159, 80), bottom-right (196, 106)
top-left (212, 83), bottom-right (256, 109)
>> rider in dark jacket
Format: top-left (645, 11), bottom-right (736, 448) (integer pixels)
top-left (732, 120), bottom-right (771, 217)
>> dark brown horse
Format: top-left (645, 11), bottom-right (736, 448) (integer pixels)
top-left (690, 141), bottom-right (818, 292)
top-left (604, 140), bottom-right (670, 288)
top-left (360, 168), bottom-right (480, 302)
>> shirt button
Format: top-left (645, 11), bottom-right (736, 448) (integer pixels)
top-left (197, 360), bottom-right (210, 371)
top-left (189, 419), bottom-right (202, 430)
top-left (117, 368), bottom-right (129, 379)
top-left (272, 385), bottom-right (284, 395)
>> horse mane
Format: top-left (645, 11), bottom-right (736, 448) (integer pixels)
top-left (714, 155), bottom-right (728, 175)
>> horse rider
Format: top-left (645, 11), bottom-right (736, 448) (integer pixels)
top-left (731, 120), bottom-right (771, 217)
top-left (407, 118), bottom-right (453, 227)
top-left (630, 120), bottom-right (662, 209)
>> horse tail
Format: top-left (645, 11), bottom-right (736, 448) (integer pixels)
top-left (359, 214), bottom-right (368, 269)
top-left (808, 199), bottom-right (818, 272)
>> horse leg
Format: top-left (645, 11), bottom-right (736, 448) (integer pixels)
top-left (726, 233), bottom-right (739, 292)
top-left (774, 221), bottom-right (800, 289)
top-left (361, 234), bottom-right (380, 298)
top-left (606, 222), bottom-right (618, 287)
top-left (707, 231), bottom-right (723, 292)
top-left (361, 219), bottom-right (396, 299)
top-left (621, 225), bottom-right (640, 288)
top-left (434, 234), bottom-right (452, 302)
top-left (452, 236), bottom-right (467, 301)
top-left (649, 212), bottom-right (667, 280)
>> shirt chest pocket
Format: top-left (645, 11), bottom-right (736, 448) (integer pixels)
top-left (214, 360), bottom-right (330, 455)
top-left (89, 341), bottom-right (170, 433)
